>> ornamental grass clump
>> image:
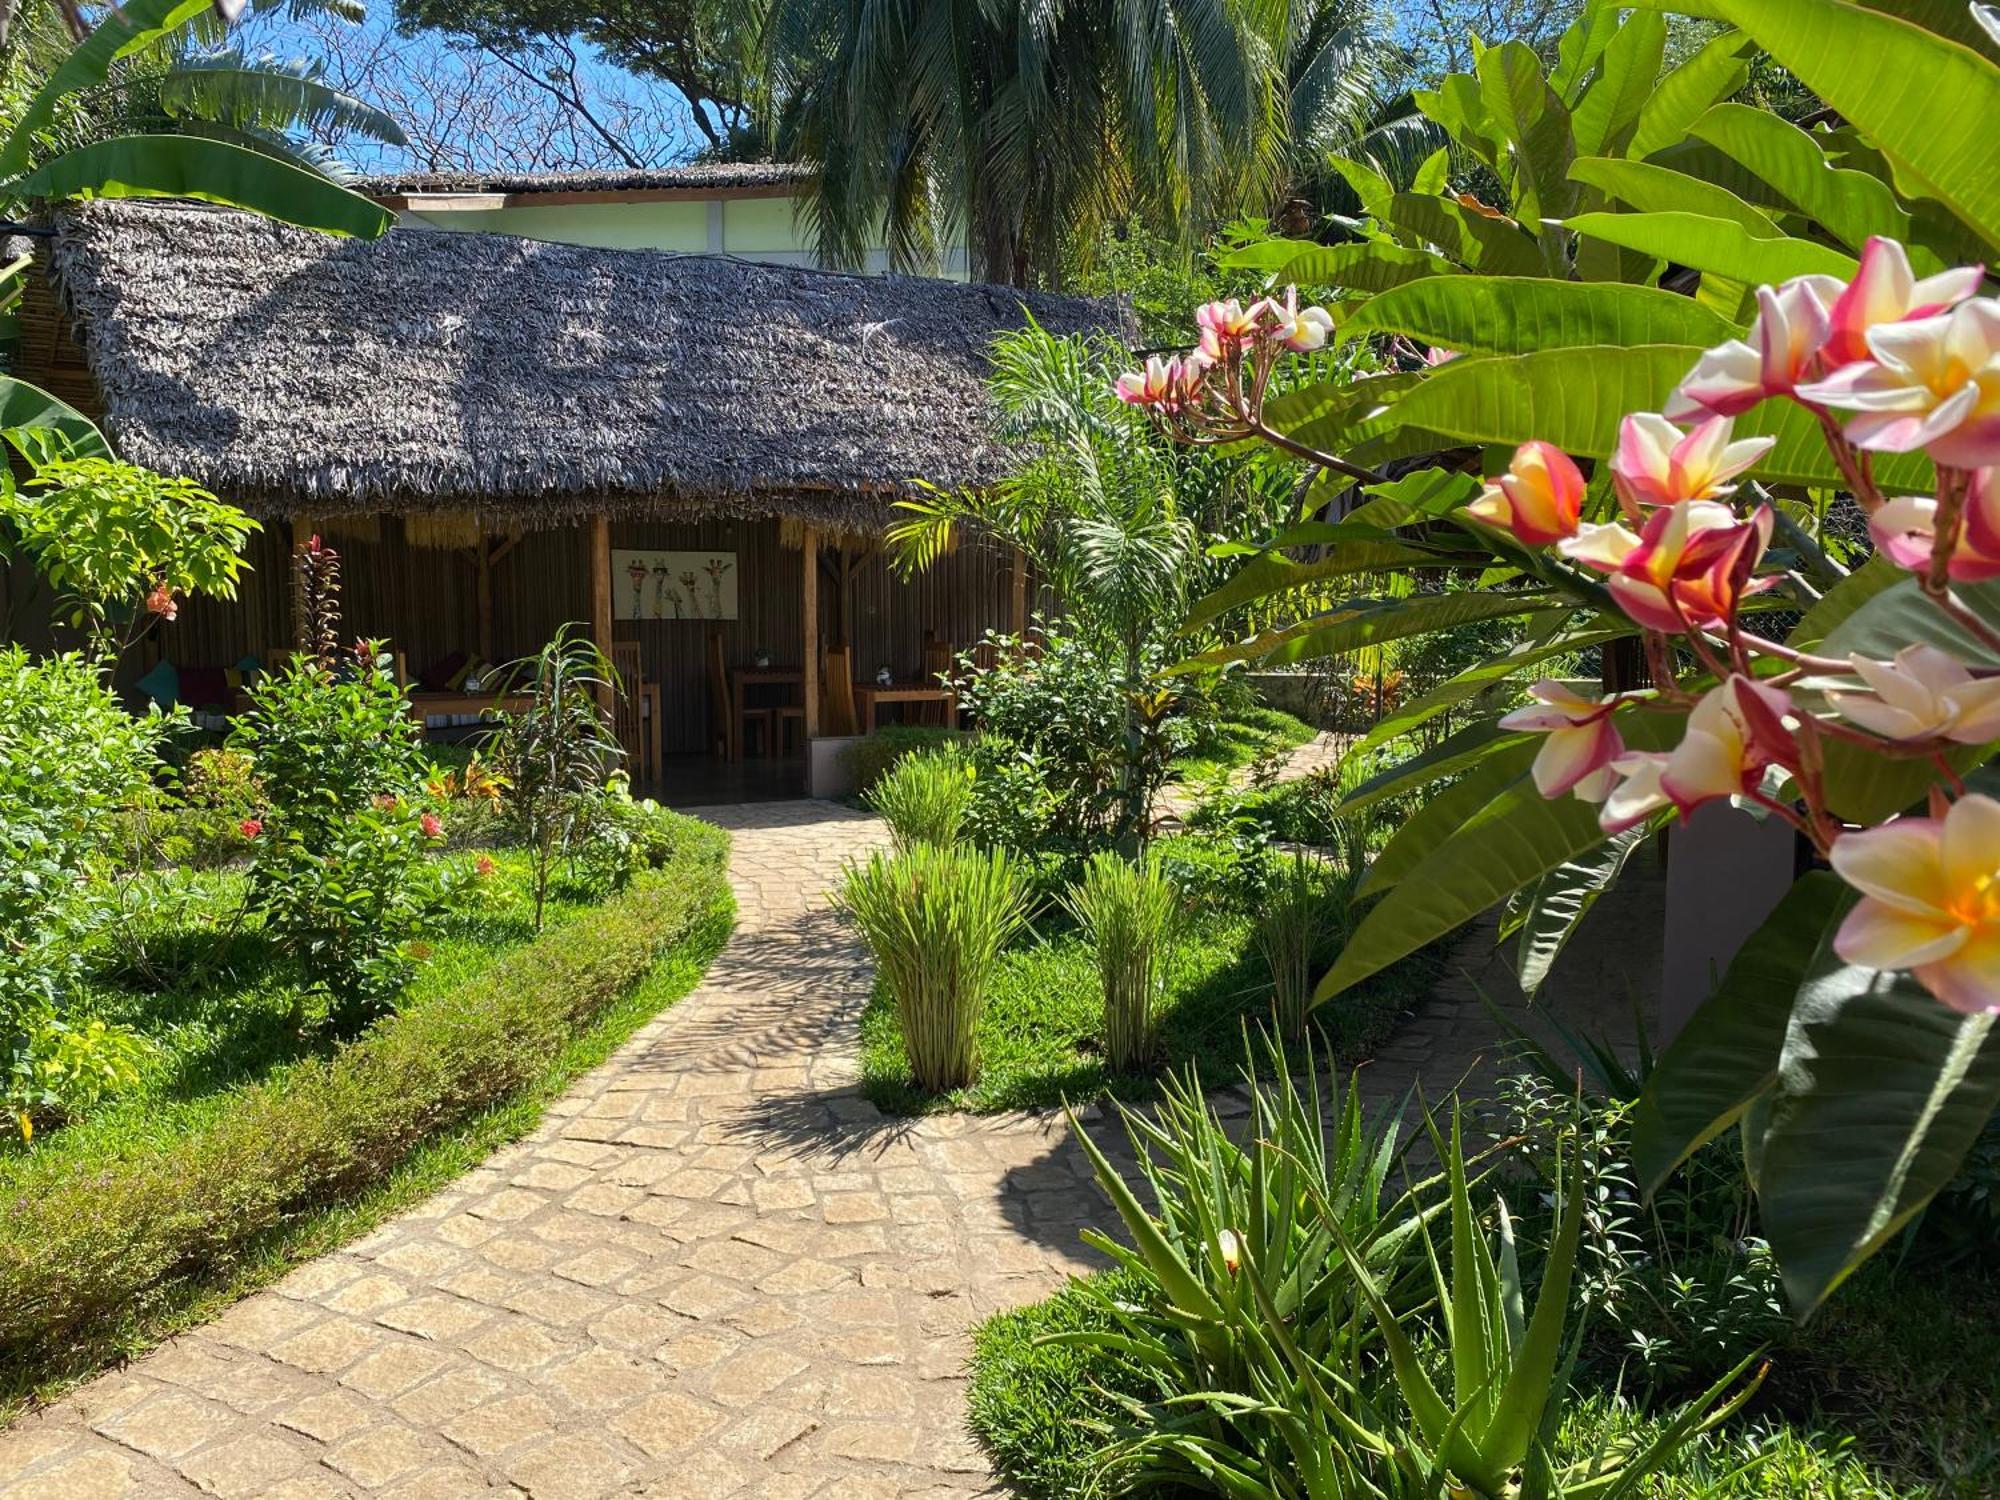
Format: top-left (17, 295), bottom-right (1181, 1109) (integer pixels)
top-left (1255, 851), bottom-right (1350, 1041)
top-left (838, 843), bottom-right (1028, 1092)
top-left (1061, 849), bottom-right (1177, 1072)
top-left (864, 746), bottom-right (974, 851)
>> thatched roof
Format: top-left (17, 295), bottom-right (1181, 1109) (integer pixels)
top-left (44, 200), bottom-right (1131, 528)
top-left (361, 163), bottom-right (811, 197)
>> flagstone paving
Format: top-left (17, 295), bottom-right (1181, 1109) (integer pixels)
top-left (0, 797), bottom-right (1654, 1499)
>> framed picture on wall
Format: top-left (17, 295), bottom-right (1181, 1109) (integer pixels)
top-left (612, 550), bottom-right (738, 620)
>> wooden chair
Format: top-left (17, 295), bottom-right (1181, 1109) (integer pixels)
top-left (706, 628), bottom-right (771, 761)
top-left (607, 640), bottom-right (648, 781)
top-left (820, 645), bottom-right (858, 737)
top-left (920, 632), bottom-right (955, 726)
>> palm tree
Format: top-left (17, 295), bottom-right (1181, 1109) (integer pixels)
top-left (762, 0), bottom-right (1296, 285)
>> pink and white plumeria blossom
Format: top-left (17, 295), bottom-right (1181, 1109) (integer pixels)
top-left (1255, 287), bottom-right (1334, 353)
top-left (1824, 644), bottom-right (2000, 746)
top-left (1796, 297), bottom-right (2000, 470)
top-left (1832, 793), bottom-right (2000, 1014)
top-left (1461, 441), bottom-right (1587, 547)
top-left (1195, 298), bottom-right (1263, 361)
top-left (1867, 468), bottom-right (2000, 583)
top-left (1560, 500), bottom-right (1776, 634)
top-left (1596, 677), bottom-right (1794, 832)
top-left (1499, 680), bottom-right (1625, 800)
top-left (1820, 236), bottom-right (1986, 368)
top-left (1114, 353), bottom-right (1209, 413)
top-left (1668, 275), bottom-right (1844, 420)
top-left (1608, 413), bottom-right (1776, 513)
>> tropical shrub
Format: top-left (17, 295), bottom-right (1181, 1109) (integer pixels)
top-left (160, 747), bottom-right (265, 871)
top-left (840, 724), bottom-right (964, 793)
top-left (0, 647), bottom-right (161, 1136)
top-left (864, 745), bottom-right (974, 851)
top-left (1115, 0), bottom-right (2000, 1308)
top-left (837, 842), bottom-right (1029, 1091)
top-left (486, 626), bottom-right (626, 928)
top-left (957, 627), bottom-right (1189, 857)
top-left (1060, 849), bottom-right (1178, 1071)
top-left (0, 453), bottom-right (255, 658)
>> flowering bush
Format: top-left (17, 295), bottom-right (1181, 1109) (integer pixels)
top-left (1121, 239), bottom-right (2000, 1307)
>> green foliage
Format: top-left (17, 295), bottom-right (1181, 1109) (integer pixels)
top-left (159, 747), bottom-right (264, 871)
top-left (228, 650), bottom-right (448, 1020)
top-left (1256, 851), bottom-right (1351, 1040)
top-left (0, 454), bottom-right (255, 656)
top-left (0, 819), bottom-right (728, 1377)
top-left (485, 626), bottom-right (625, 929)
top-left (837, 842), bottom-right (1030, 1093)
top-left (0, 647), bottom-right (161, 1135)
top-left (1060, 849), bottom-right (1178, 1072)
top-left (864, 745), bottom-right (974, 851)
top-left (838, 724), bottom-right (964, 794)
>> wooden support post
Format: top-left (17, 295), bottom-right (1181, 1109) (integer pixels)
top-left (802, 525), bottom-right (821, 739)
top-left (475, 518), bottom-right (493, 664)
top-left (1010, 544), bottom-right (1028, 638)
top-left (589, 514), bottom-right (613, 716)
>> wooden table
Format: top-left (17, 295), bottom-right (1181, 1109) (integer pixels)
top-left (854, 682), bottom-right (956, 733)
top-left (406, 690), bottom-right (531, 722)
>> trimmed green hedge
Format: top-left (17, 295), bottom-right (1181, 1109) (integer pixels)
top-left (0, 813), bottom-right (729, 1372)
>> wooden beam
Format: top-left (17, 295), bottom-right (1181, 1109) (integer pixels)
top-left (589, 514), bottom-right (614, 716)
top-left (1010, 544), bottom-right (1029, 638)
top-left (802, 525), bottom-right (821, 740)
top-left (475, 519), bottom-right (493, 663)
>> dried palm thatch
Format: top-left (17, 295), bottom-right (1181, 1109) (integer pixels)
top-left (44, 200), bottom-right (1133, 530)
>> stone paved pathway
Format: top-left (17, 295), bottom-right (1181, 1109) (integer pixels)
top-left (0, 797), bottom-right (1654, 1500)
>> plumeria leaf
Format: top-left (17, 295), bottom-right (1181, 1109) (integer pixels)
top-left (1384, 343), bottom-right (1936, 493)
top-left (1783, 556), bottom-right (1905, 650)
top-left (1345, 467), bottom-right (1485, 527)
top-left (1687, 102), bottom-right (1917, 259)
top-left (1363, 735), bottom-right (1539, 895)
top-left (1513, 824), bottom-right (1653, 997)
top-left (1190, 590), bottom-right (1560, 670)
top-left (1320, 712), bottom-right (1681, 1000)
top-left (1275, 241), bottom-right (1459, 293)
top-left (1341, 275), bottom-right (1740, 355)
top-left (1706, 0), bottom-right (2000, 248)
top-left (1810, 735), bottom-right (1997, 824)
top-left (1567, 157), bottom-right (1781, 236)
top-left (1631, 871), bottom-right (1846, 1196)
top-left (1338, 716), bottom-right (1523, 817)
top-left (1564, 210), bottom-right (1856, 281)
top-left (1625, 27), bottom-right (1755, 160)
top-left (1384, 193), bottom-right (1548, 274)
top-left (1183, 539), bottom-right (1457, 628)
top-left (1819, 575), bottom-right (2000, 669)
top-left (1570, 8), bottom-right (1666, 157)
top-left (1758, 934), bottom-right (2000, 1309)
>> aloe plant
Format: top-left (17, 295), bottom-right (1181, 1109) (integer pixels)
top-left (1342, 1112), bottom-right (1765, 1499)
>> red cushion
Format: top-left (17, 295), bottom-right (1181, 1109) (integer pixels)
top-left (177, 666), bottom-right (232, 709)
top-left (418, 650), bottom-right (468, 694)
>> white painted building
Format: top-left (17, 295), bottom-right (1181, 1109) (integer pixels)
top-left (361, 163), bottom-right (971, 278)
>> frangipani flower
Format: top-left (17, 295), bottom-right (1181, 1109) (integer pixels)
top-left (1499, 680), bottom-right (1624, 800)
top-left (1825, 645), bottom-right (2000, 745)
top-left (1461, 441), bottom-right (1587, 547)
top-left (1561, 501), bottom-right (1776, 634)
top-left (1196, 298), bottom-right (1262, 361)
top-left (1667, 275), bottom-right (1844, 419)
top-left (1114, 354), bottom-right (1208, 413)
top-left (1599, 752), bottom-right (1670, 834)
top-left (1796, 298), bottom-right (2000, 470)
top-left (1257, 287), bottom-right (1334, 352)
top-left (1867, 469), bottom-right (2000, 583)
top-left (1658, 676), bottom-right (1795, 815)
top-left (1832, 793), bottom-right (2000, 1014)
top-left (1821, 236), bottom-right (1985, 369)
top-left (1610, 414), bottom-right (1776, 513)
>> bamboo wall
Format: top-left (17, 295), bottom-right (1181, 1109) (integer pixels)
top-left (8, 512), bottom-right (1023, 758)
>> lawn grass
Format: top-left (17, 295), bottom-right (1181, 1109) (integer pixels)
top-left (1173, 704), bottom-right (1317, 783)
top-left (966, 1263), bottom-right (1969, 1499)
top-left (26, 849), bottom-right (589, 1165)
top-left (858, 905), bottom-right (1435, 1115)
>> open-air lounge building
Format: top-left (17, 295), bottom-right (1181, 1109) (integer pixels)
top-left (5, 199), bottom-right (1127, 800)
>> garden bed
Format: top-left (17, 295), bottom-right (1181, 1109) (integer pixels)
top-left (857, 880), bottom-right (1439, 1115)
top-left (0, 813), bottom-right (730, 1412)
